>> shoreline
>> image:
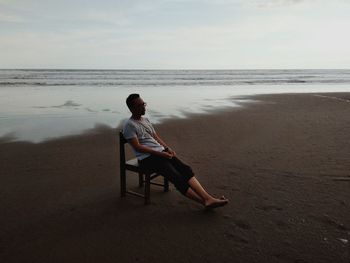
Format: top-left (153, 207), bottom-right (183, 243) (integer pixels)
top-left (1, 91), bottom-right (350, 144)
top-left (1, 92), bottom-right (350, 262)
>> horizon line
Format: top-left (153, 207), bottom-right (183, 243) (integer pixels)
top-left (1, 68), bottom-right (350, 71)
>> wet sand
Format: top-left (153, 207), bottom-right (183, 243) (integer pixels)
top-left (1, 93), bottom-right (349, 263)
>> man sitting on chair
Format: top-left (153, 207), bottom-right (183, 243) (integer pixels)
top-left (123, 93), bottom-right (229, 209)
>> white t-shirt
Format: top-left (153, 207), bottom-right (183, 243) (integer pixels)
top-left (123, 117), bottom-right (164, 160)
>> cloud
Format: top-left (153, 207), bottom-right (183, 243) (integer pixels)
top-left (0, 0), bottom-right (350, 69)
top-left (0, 0), bottom-right (148, 29)
top-left (0, 13), bottom-right (23, 22)
top-left (243, 0), bottom-right (310, 8)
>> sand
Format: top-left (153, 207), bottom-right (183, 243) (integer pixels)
top-left (1, 93), bottom-right (349, 263)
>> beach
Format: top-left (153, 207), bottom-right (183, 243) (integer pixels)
top-left (1, 93), bottom-right (349, 262)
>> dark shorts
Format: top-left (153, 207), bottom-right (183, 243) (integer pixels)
top-left (139, 155), bottom-right (194, 195)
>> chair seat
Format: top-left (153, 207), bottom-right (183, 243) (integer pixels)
top-left (125, 158), bottom-right (142, 173)
top-left (126, 158), bottom-right (139, 167)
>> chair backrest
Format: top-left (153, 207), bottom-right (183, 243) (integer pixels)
top-left (119, 130), bottom-right (127, 145)
top-left (119, 131), bottom-right (127, 167)
top-left (119, 131), bottom-right (140, 172)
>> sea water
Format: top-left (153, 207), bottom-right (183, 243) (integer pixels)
top-left (1, 69), bottom-right (350, 142)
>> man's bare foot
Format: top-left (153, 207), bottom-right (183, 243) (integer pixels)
top-left (204, 197), bottom-right (229, 209)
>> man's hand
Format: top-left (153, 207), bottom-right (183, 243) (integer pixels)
top-left (166, 148), bottom-right (176, 157)
top-left (161, 151), bottom-right (174, 159)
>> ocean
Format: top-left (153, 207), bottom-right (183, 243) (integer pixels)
top-left (1, 69), bottom-right (350, 142)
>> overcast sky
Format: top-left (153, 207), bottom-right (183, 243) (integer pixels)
top-left (1, 0), bottom-right (349, 69)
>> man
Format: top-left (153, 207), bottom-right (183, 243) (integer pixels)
top-left (123, 94), bottom-right (228, 209)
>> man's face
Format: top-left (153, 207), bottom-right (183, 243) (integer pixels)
top-left (131, 97), bottom-right (146, 116)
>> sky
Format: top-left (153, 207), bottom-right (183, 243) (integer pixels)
top-left (0, 0), bottom-right (350, 69)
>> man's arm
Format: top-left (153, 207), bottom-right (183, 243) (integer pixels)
top-left (153, 132), bottom-right (168, 148)
top-left (153, 132), bottom-right (176, 156)
top-left (128, 136), bottom-right (173, 159)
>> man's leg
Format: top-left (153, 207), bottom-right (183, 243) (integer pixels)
top-left (142, 156), bottom-right (196, 197)
top-left (141, 156), bottom-right (228, 208)
top-left (168, 157), bottom-right (228, 208)
top-left (187, 177), bottom-right (228, 208)
top-left (185, 188), bottom-right (204, 204)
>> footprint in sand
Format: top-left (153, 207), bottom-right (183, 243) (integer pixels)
top-left (233, 219), bottom-right (252, 230)
top-left (322, 215), bottom-right (348, 231)
top-left (223, 215), bottom-right (252, 230)
top-left (224, 233), bottom-right (249, 244)
top-left (256, 204), bottom-right (283, 212)
top-left (273, 253), bottom-right (308, 263)
top-left (275, 220), bottom-right (289, 229)
top-left (308, 214), bottom-right (348, 231)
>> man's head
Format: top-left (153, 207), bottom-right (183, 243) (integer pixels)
top-left (126, 93), bottom-right (146, 116)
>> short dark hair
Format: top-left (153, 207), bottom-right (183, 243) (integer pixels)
top-left (126, 93), bottom-right (140, 110)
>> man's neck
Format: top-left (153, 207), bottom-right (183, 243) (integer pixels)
top-left (131, 114), bottom-right (142, 120)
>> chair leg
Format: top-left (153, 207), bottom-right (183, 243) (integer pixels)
top-left (120, 169), bottom-right (126, 197)
top-left (138, 172), bottom-right (144, 188)
top-left (164, 177), bottom-right (169, 192)
top-left (144, 173), bottom-right (151, 205)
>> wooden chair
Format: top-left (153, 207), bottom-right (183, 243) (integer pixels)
top-left (119, 131), bottom-right (169, 204)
